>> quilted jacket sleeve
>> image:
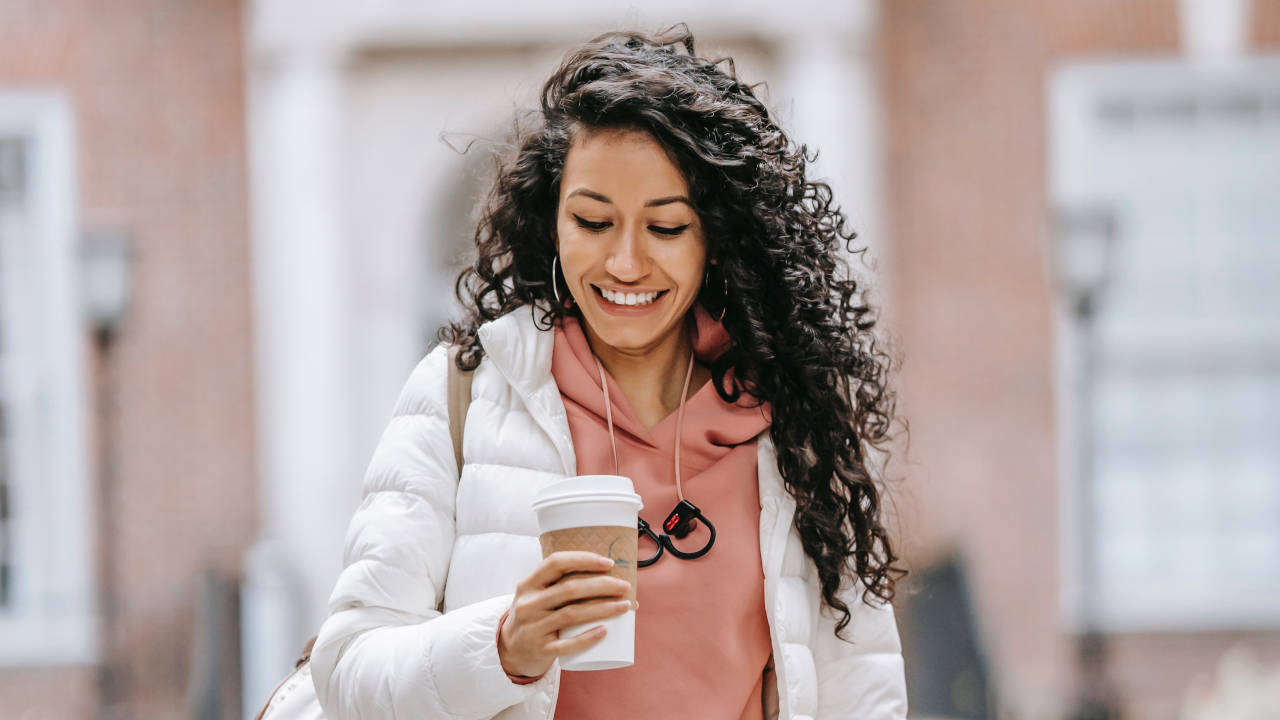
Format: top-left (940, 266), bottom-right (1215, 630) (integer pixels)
top-left (811, 579), bottom-right (909, 719)
top-left (309, 344), bottom-right (552, 719)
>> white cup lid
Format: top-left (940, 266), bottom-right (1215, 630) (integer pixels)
top-left (532, 474), bottom-right (642, 511)
top-left (537, 474), bottom-right (634, 497)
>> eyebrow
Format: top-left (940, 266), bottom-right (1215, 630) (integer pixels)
top-left (566, 188), bottom-right (692, 209)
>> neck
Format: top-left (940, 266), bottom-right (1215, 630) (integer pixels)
top-left (581, 313), bottom-right (699, 422)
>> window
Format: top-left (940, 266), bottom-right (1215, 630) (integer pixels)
top-left (1050, 56), bottom-right (1280, 631)
top-left (0, 91), bottom-right (96, 664)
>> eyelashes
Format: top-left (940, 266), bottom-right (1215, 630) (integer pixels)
top-left (572, 214), bottom-right (689, 237)
top-left (574, 216), bottom-right (610, 232)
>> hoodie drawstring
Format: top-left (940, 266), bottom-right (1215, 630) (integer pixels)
top-left (593, 348), bottom-right (696, 503)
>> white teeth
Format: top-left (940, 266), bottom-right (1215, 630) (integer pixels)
top-left (600, 288), bottom-right (660, 306)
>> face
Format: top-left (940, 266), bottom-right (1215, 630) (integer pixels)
top-left (554, 127), bottom-right (708, 357)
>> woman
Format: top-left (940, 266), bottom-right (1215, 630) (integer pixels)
top-left (311, 25), bottom-right (908, 720)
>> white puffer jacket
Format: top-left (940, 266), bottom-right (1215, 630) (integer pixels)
top-left (310, 304), bottom-right (908, 720)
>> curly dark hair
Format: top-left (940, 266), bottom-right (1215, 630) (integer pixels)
top-left (440, 23), bottom-right (907, 640)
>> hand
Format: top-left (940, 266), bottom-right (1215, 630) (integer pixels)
top-left (497, 551), bottom-right (634, 678)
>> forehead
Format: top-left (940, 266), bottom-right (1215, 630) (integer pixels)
top-left (560, 127), bottom-right (689, 201)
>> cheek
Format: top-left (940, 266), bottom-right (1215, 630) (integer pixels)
top-left (556, 239), bottom-right (600, 290)
top-left (669, 244), bottom-right (708, 293)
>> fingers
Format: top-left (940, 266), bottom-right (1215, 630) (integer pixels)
top-left (543, 574), bottom-right (631, 610)
top-left (519, 551), bottom-right (614, 592)
top-left (533, 596), bottom-right (631, 636)
top-left (503, 596), bottom-right (629, 672)
top-left (547, 625), bottom-right (608, 657)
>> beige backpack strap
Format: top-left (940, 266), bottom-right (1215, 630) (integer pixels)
top-left (446, 343), bottom-right (475, 478)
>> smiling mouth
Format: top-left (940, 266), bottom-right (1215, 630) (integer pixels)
top-left (592, 285), bottom-right (670, 307)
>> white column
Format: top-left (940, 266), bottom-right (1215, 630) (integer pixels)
top-left (243, 46), bottom-right (355, 713)
top-left (772, 4), bottom-right (891, 315)
top-left (1178, 0), bottom-right (1254, 64)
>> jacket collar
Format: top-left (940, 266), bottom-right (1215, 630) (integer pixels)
top-left (474, 301), bottom-right (576, 475)
top-left (475, 302), bottom-right (556, 400)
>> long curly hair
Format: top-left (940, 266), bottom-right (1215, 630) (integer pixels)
top-left (440, 23), bottom-right (907, 640)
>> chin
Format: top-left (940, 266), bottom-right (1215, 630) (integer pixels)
top-left (587, 325), bottom-right (661, 351)
top-left (580, 313), bottom-right (677, 351)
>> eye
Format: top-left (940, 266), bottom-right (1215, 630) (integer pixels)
top-left (573, 215), bottom-right (611, 233)
top-left (651, 224), bottom-right (689, 237)
top-left (572, 214), bottom-right (690, 237)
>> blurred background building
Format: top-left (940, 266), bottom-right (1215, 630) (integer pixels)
top-left (0, 1), bottom-right (1277, 718)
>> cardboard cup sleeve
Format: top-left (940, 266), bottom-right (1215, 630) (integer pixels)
top-left (538, 525), bottom-right (637, 606)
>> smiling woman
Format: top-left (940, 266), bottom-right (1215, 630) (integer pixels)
top-left (309, 22), bottom-right (909, 720)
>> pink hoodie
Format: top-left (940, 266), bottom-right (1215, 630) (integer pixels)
top-left (543, 304), bottom-right (774, 719)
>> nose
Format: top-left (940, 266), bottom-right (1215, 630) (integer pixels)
top-left (604, 227), bottom-right (649, 282)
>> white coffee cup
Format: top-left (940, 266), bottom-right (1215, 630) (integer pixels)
top-left (531, 474), bottom-right (642, 671)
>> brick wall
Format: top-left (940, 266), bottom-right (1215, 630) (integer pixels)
top-left (0, 1), bottom-right (257, 718)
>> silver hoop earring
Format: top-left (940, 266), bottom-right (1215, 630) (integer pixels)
top-left (552, 254), bottom-right (564, 307)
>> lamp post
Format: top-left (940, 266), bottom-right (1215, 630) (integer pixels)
top-left (1050, 203), bottom-right (1120, 720)
top-left (80, 225), bottom-right (133, 715)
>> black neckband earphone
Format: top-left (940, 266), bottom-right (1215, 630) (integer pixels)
top-left (637, 499), bottom-right (716, 566)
